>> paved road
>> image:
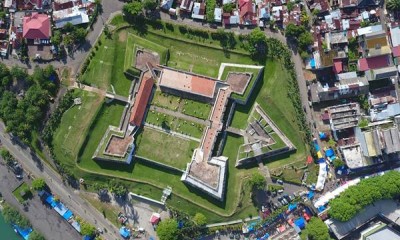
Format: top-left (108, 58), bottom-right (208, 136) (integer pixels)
top-left (0, 122), bottom-right (121, 240)
top-left (0, 161), bottom-right (81, 240)
top-left (1, 0), bottom-right (125, 75)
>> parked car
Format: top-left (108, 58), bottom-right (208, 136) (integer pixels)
top-left (277, 179), bottom-right (284, 184)
top-left (283, 194), bottom-right (291, 203)
top-left (277, 189), bottom-right (284, 194)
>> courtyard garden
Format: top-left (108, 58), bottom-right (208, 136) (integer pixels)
top-left (135, 127), bottom-right (198, 170)
top-left (151, 90), bottom-right (212, 120)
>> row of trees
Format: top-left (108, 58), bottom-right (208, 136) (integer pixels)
top-left (329, 171), bottom-right (400, 221)
top-left (0, 64), bottom-right (58, 143)
top-left (300, 217), bottom-right (331, 240)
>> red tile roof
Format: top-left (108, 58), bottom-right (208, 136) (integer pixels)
top-left (393, 46), bottom-right (400, 58)
top-left (333, 59), bottom-right (343, 74)
top-left (130, 76), bottom-right (154, 127)
top-left (23, 13), bottom-right (50, 39)
top-left (358, 55), bottom-right (390, 71)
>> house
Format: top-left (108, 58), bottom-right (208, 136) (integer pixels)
top-left (393, 46), bottom-right (400, 65)
top-left (223, 11), bottom-right (239, 25)
top-left (180, 0), bottom-right (194, 12)
top-left (360, 30), bottom-right (391, 57)
top-left (357, 0), bottom-right (380, 8)
top-left (214, 8), bottom-right (222, 22)
top-left (53, 6), bottom-right (90, 29)
top-left (310, 76), bottom-right (369, 103)
top-left (160, 0), bottom-right (174, 10)
top-left (239, 0), bottom-right (256, 25)
top-left (358, 55), bottom-right (391, 71)
top-left (16, 0), bottom-right (51, 10)
top-left (390, 26), bottom-right (400, 48)
top-left (22, 13), bottom-right (51, 43)
top-left (52, 0), bottom-right (74, 11)
top-left (365, 65), bottom-right (399, 81)
top-left (129, 75), bottom-right (154, 127)
top-left (191, 2), bottom-right (205, 20)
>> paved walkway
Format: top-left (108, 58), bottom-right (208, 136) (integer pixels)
top-left (149, 106), bottom-right (210, 126)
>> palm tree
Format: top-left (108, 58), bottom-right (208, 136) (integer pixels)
top-left (387, 0), bottom-right (400, 11)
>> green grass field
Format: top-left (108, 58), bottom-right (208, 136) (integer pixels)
top-left (81, 33), bottom-right (133, 97)
top-left (141, 31), bottom-right (255, 77)
top-left (145, 110), bottom-right (205, 139)
top-left (78, 101), bottom-right (126, 169)
top-left (151, 90), bottom-right (212, 120)
top-left (52, 90), bottom-right (103, 167)
top-left (12, 182), bottom-right (32, 203)
top-left (135, 127), bottom-right (198, 169)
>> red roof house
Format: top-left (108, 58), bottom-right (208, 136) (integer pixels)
top-left (129, 76), bottom-right (154, 127)
top-left (393, 46), bottom-right (400, 58)
top-left (358, 55), bottom-right (390, 71)
top-left (239, 0), bottom-right (256, 25)
top-left (22, 13), bottom-right (51, 39)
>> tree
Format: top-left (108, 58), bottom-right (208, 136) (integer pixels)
top-left (157, 219), bottom-right (178, 240)
top-left (63, 34), bottom-right (74, 47)
top-left (28, 231), bottom-right (45, 240)
top-left (301, 217), bottom-right (330, 240)
top-left (298, 32), bottom-right (313, 51)
top-left (80, 221), bottom-right (96, 236)
top-left (109, 179), bottom-right (127, 198)
top-left (51, 30), bottom-right (63, 46)
top-left (333, 158), bottom-right (344, 169)
top-left (0, 148), bottom-right (14, 165)
top-left (287, 2), bottom-right (295, 12)
top-left (32, 178), bottom-right (47, 191)
top-left (143, 0), bottom-right (157, 11)
top-left (387, 0), bottom-right (400, 11)
top-left (2, 203), bottom-right (31, 228)
top-left (223, 3), bottom-right (235, 13)
top-left (248, 172), bottom-right (266, 190)
top-left (193, 213), bottom-right (207, 226)
top-left (248, 28), bottom-right (267, 61)
top-left (73, 28), bottom-right (87, 43)
top-left (63, 22), bottom-right (75, 33)
top-left (123, 2), bottom-right (143, 18)
top-left (301, 11), bottom-right (310, 26)
top-left (206, 0), bottom-right (217, 22)
top-left (285, 23), bottom-right (306, 39)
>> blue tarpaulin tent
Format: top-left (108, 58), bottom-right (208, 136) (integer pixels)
top-left (119, 227), bottom-right (131, 238)
top-left (318, 205), bottom-right (326, 212)
top-left (308, 191), bottom-right (314, 199)
top-left (13, 225), bottom-right (32, 240)
top-left (295, 217), bottom-right (306, 229)
top-left (319, 132), bottom-right (327, 140)
top-left (288, 203), bottom-right (297, 211)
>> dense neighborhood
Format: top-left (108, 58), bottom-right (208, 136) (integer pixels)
top-left (0, 0), bottom-right (399, 239)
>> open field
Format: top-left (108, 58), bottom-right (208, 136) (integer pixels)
top-left (151, 90), bottom-right (212, 120)
top-left (80, 33), bottom-right (133, 97)
top-left (135, 127), bottom-right (198, 169)
top-left (145, 110), bottom-right (205, 139)
top-left (52, 90), bottom-right (103, 168)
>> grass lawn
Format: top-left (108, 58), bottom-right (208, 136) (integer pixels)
top-left (52, 90), bottom-right (103, 168)
top-left (139, 30), bottom-right (255, 78)
top-left (151, 90), bottom-right (212, 120)
top-left (78, 101), bottom-right (126, 169)
top-left (81, 32), bottom-right (133, 97)
top-left (12, 182), bottom-right (32, 203)
top-left (81, 192), bottom-right (121, 227)
top-left (146, 109), bottom-right (205, 139)
top-left (229, 61), bottom-right (307, 168)
top-left (135, 127), bottom-right (198, 169)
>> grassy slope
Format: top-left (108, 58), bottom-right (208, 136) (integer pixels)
top-left (230, 61), bottom-right (307, 168)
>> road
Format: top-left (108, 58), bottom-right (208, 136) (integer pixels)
top-left (0, 161), bottom-right (81, 240)
top-left (0, 122), bottom-right (121, 240)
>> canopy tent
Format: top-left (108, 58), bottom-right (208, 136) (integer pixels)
top-left (150, 213), bottom-right (161, 225)
top-left (315, 163), bottom-right (328, 191)
top-left (119, 227), bottom-right (131, 238)
top-left (295, 217), bottom-right (306, 229)
top-left (308, 191), bottom-right (315, 199)
top-left (319, 132), bottom-right (328, 140)
top-left (314, 178), bottom-right (361, 208)
top-left (313, 139), bottom-right (320, 151)
top-left (288, 203), bottom-right (297, 211)
top-left (306, 156), bottom-right (313, 164)
top-left (13, 225), bottom-right (32, 240)
top-left (317, 151), bottom-right (323, 159)
top-left (325, 148), bottom-right (334, 158)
